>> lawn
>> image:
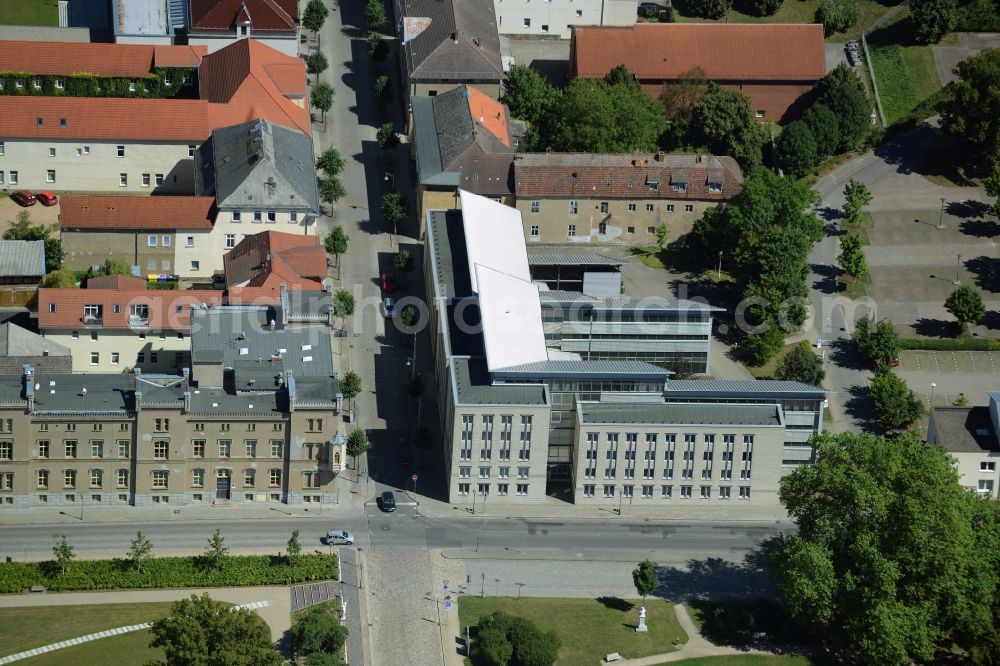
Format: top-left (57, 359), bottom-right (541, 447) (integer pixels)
top-left (459, 597), bottom-right (687, 666)
top-left (654, 656), bottom-right (814, 665)
top-left (867, 12), bottom-right (942, 124)
top-left (674, 0), bottom-right (891, 41)
top-left (0, 602), bottom-right (175, 656)
top-left (747, 340), bottom-right (802, 378)
top-left (20, 629), bottom-right (162, 666)
top-left (0, 0), bottom-right (59, 25)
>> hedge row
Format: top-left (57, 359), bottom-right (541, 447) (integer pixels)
top-left (900, 337), bottom-right (1000, 352)
top-left (0, 553), bottom-right (337, 593)
top-left (0, 68), bottom-right (196, 99)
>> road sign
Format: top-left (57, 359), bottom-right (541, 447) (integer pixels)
top-left (445, 600), bottom-right (453, 612)
top-left (411, 474), bottom-right (418, 482)
top-left (443, 580), bottom-right (449, 591)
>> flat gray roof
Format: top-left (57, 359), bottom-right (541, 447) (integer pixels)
top-left (30, 374), bottom-right (135, 413)
top-left (931, 406), bottom-right (1000, 453)
top-left (579, 401), bottom-right (783, 426)
top-left (426, 209), bottom-right (470, 300)
top-left (527, 251), bottom-right (623, 267)
top-left (666, 379), bottom-right (825, 399)
top-left (453, 357), bottom-right (546, 406)
top-left (0, 240), bottom-right (45, 277)
top-left (493, 360), bottom-right (669, 381)
top-left (188, 387), bottom-right (285, 416)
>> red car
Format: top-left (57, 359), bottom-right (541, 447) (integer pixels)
top-left (381, 271), bottom-right (397, 292)
top-left (36, 191), bottom-right (58, 206)
top-left (10, 191), bottom-right (36, 207)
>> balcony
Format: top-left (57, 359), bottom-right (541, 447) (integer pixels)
top-left (82, 315), bottom-right (104, 329)
top-left (128, 316), bottom-right (149, 330)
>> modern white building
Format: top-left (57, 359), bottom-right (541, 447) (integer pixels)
top-left (495, 0), bottom-right (638, 38)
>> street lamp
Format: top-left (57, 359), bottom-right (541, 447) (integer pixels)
top-left (930, 382), bottom-right (937, 410)
top-left (717, 251), bottom-right (723, 280)
top-left (954, 254), bottom-right (962, 285)
top-left (937, 197), bottom-right (946, 229)
top-left (384, 172), bottom-right (397, 246)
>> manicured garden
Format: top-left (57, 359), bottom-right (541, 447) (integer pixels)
top-left (0, 553), bottom-right (337, 593)
top-left (459, 597), bottom-right (686, 666)
top-left (0, 0), bottom-right (58, 26)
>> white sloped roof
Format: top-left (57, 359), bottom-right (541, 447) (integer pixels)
top-left (475, 264), bottom-right (547, 371)
top-left (459, 189), bottom-right (530, 292)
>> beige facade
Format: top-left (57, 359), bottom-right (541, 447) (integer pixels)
top-left (0, 139), bottom-right (196, 193)
top-left (516, 197), bottom-right (711, 246)
top-left (62, 229), bottom-right (178, 274)
top-left (41, 329), bottom-right (191, 374)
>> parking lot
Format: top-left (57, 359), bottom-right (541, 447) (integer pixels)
top-left (897, 350), bottom-right (999, 407)
top-left (0, 194), bottom-right (61, 236)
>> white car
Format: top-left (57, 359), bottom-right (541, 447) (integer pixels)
top-left (326, 529), bottom-right (354, 545)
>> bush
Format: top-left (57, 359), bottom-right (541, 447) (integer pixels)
top-left (816, 0), bottom-right (861, 35)
top-left (291, 605), bottom-right (349, 656)
top-left (477, 612), bottom-right (560, 666)
top-left (677, 0), bottom-right (732, 19)
top-left (775, 120), bottom-right (818, 177)
top-left (374, 75), bottom-right (392, 103)
top-left (739, 0), bottom-right (783, 16)
top-left (0, 554), bottom-right (337, 593)
top-left (899, 337), bottom-right (1000, 351)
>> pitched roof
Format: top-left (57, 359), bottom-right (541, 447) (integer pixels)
top-left (0, 96), bottom-right (210, 141)
top-left (60, 196), bottom-right (216, 230)
top-left (0, 41), bottom-right (203, 78)
top-left (0, 240), bottom-right (46, 277)
top-left (85, 275), bottom-right (149, 290)
top-left (223, 230), bottom-right (326, 292)
top-left (571, 23), bottom-right (826, 82)
top-left (38, 289), bottom-right (224, 331)
top-left (199, 39), bottom-right (310, 135)
top-left (0, 322), bottom-right (70, 357)
top-left (196, 119), bottom-right (319, 211)
top-left (400, 0), bottom-right (503, 82)
top-left (513, 152), bottom-right (743, 200)
top-left (189, 0), bottom-right (298, 34)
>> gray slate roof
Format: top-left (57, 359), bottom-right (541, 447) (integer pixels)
top-left (400, 0), bottom-right (503, 82)
top-left (931, 406), bottom-right (1000, 453)
top-left (493, 360), bottom-right (669, 380)
top-left (453, 357), bottom-right (546, 406)
top-left (579, 402), bottom-right (782, 426)
top-left (0, 323), bottom-right (70, 357)
top-left (527, 251), bottom-right (623, 267)
top-left (196, 119), bottom-right (319, 213)
top-left (665, 379), bottom-right (826, 399)
top-left (0, 240), bottom-right (45, 277)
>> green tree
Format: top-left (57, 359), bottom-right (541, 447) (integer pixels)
top-left (852, 317), bottom-right (901, 368)
top-left (316, 147), bottom-right (346, 178)
top-left (817, 64), bottom-right (871, 152)
top-left (128, 531), bottom-right (153, 574)
top-left (367, 31), bottom-right (387, 61)
top-left (320, 178), bottom-right (347, 205)
top-left (801, 103), bottom-right (840, 159)
top-left (837, 233), bottom-right (868, 279)
top-left (4, 210), bottom-right (64, 270)
top-left (870, 369), bottom-right (925, 431)
top-left (816, 0), bottom-right (861, 34)
top-left (690, 85), bottom-right (768, 172)
top-left (660, 67), bottom-right (710, 127)
top-left (985, 164), bottom-right (1000, 218)
top-left (765, 430), bottom-right (998, 665)
top-left (842, 178), bottom-right (872, 225)
top-left (306, 51), bottom-right (328, 77)
top-left (43, 267), bottom-right (77, 288)
top-left (743, 0), bottom-right (784, 16)
top-left (501, 65), bottom-right (562, 149)
top-left (942, 49), bottom-right (1000, 167)
top-left (381, 192), bottom-right (407, 226)
top-left (654, 223), bottom-right (669, 249)
top-left (346, 427), bottom-right (371, 476)
top-left (302, 0), bottom-right (328, 34)
top-left (149, 593), bottom-right (283, 666)
top-left (324, 226), bottom-right (349, 270)
top-left (100, 258), bottom-right (132, 275)
top-left (554, 78), bottom-right (668, 153)
top-left (945, 284), bottom-right (986, 333)
top-left (744, 321), bottom-right (786, 366)
top-left (604, 64), bottom-right (638, 88)
top-left (911, 0), bottom-right (957, 43)
top-left (287, 530), bottom-right (302, 567)
top-left (774, 341), bottom-right (825, 385)
top-left (477, 612), bottom-right (560, 666)
top-left (631, 559), bottom-right (658, 604)
top-left (53, 535), bottom-right (74, 576)
top-left (290, 604), bottom-right (349, 657)
top-left (373, 75), bottom-right (392, 103)
top-left (376, 122), bottom-right (399, 150)
top-left (678, 0), bottom-right (733, 19)
top-left (339, 371), bottom-right (362, 412)
top-left (333, 289), bottom-right (356, 328)
top-left (311, 82), bottom-right (334, 123)
top-left (394, 248), bottom-right (414, 272)
top-left (400, 304), bottom-right (419, 327)
top-left (775, 121), bottom-right (818, 178)
top-left (364, 0), bottom-right (387, 30)
top-left (203, 529), bottom-right (229, 572)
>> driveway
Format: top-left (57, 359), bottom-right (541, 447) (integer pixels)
top-left (508, 38), bottom-right (571, 86)
top-left (0, 196), bottom-right (60, 236)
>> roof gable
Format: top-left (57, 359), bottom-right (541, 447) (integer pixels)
top-left (0, 323), bottom-right (71, 357)
top-left (401, 0), bottom-right (502, 81)
top-left (223, 230), bottom-right (326, 291)
top-left (189, 0), bottom-right (297, 33)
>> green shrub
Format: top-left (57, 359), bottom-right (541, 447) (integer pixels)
top-left (899, 337), bottom-right (1000, 351)
top-left (0, 553), bottom-right (337, 593)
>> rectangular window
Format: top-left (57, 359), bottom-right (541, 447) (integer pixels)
top-left (530, 225), bottom-right (539, 237)
top-left (685, 204), bottom-right (694, 212)
top-left (8, 171), bottom-right (16, 185)
top-left (290, 211), bottom-right (298, 223)
top-left (245, 440), bottom-right (257, 458)
top-left (628, 203), bottom-right (637, 212)
top-left (516, 483), bottom-right (528, 495)
top-left (120, 173), bottom-right (127, 187)
top-left (117, 440), bottom-right (129, 458)
top-left (37, 469), bottom-right (49, 488)
top-left (661, 484), bottom-right (672, 498)
top-left (478, 482), bottom-right (490, 495)
top-left (755, 110), bottom-right (765, 119)
top-left (153, 440), bottom-right (169, 459)
top-left (680, 485), bottom-right (692, 499)
top-left (244, 469), bottom-right (255, 486)
top-left (219, 440), bottom-right (231, 457)
top-left (600, 201), bottom-right (609, 214)
top-left (64, 469), bottom-right (76, 488)
top-left (458, 483), bottom-right (470, 495)
top-left (90, 469), bottom-right (103, 488)
top-left (666, 204), bottom-right (674, 213)
top-left (719, 486), bottom-right (731, 499)
top-left (90, 352), bottom-right (99, 365)
top-left (269, 469), bottom-right (282, 487)
top-left (518, 415), bottom-right (532, 461)
top-left (192, 468), bottom-right (204, 487)
top-left (523, 18), bottom-right (531, 27)
top-left (231, 210), bottom-right (241, 223)
top-left (192, 440), bottom-right (205, 457)
top-left (270, 440), bottom-right (283, 457)
top-left (46, 169), bottom-right (55, 183)
top-left (646, 203), bottom-right (654, 212)
top-left (142, 173), bottom-right (150, 187)
top-left (530, 200), bottom-right (539, 213)
top-left (708, 182), bottom-right (723, 194)
top-left (90, 440), bottom-right (103, 458)
top-left (225, 234), bottom-right (236, 249)
top-left (604, 484), bottom-right (615, 498)
top-left (0, 442), bottom-right (10, 460)
top-left (569, 200), bottom-right (578, 215)
top-left (517, 466), bottom-right (530, 479)
top-left (982, 461), bottom-right (996, 472)
top-left (267, 210), bottom-right (277, 223)
top-left (65, 440), bottom-right (77, 458)
top-left (152, 470), bottom-right (168, 489)
top-left (117, 469), bottom-right (129, 488)
top-left (111, 352), bottom-right (120, 365)
top-left (568, 224), bottom-right (576, 237)
top-left (583, 484), bottom-right (595, 497)
top-left (117, 145), bottom-right (125, 157)
top-left (253, 210), bottom-right (263, 223)
top-left (128, 79), bottom-right (136, 92)
top-left (155, 173), bottom-right (164, 186)
top-left (497, 483), bottom-right (508, 495)
top-left (739, 486), bottom-right (751, 499)
top-left (162, 235), bottom-right (171, 247)
top-left (186, 235), bottom-right (195, 248)
top-left (700, 485), bottom-right (711, 498)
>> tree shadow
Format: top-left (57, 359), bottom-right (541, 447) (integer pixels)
top-left (982, 311), bottom-right (1000, 331)
top-left (816, 206), bottom-right (844, 223)
top-left (355, 218), bottom-right (383, 236)
top-left (965, 256), bottom-right (1000, 292)
top-left (811, 263), bottom-right (842, 295)
top-left (948, 199), bottom-right (991, 220)
top-left (872, 121), bottom-right (942, 176)
top-left (652, 551), bottom-right (774, 603)
top-left (960, 219), bottom-right (1000, 239)
top-left (596, 596), bottom-right (634, 612)
top-left (844, 384), bottom-right (879, 432)
top-left (912, 317), bottom-right (958, 338)
top-left (826, 337), bottom-right (864, 371)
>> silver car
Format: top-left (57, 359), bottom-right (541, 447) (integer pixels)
top-left (326, 529), bottom-right (354, 545)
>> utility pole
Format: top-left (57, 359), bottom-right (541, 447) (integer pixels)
top-left (954, 254), bottom-right (962, 285)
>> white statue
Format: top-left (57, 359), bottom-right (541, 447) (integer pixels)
top-left (636, 606), bottom-right (648, 633)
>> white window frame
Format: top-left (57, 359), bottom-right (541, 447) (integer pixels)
top-left (147, 235), bottom-right (157, 247)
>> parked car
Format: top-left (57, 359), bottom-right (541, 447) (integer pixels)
top-left (326, 529), bottom-right (355, 545)
top-left (638, 1), bottom-right (668, 18)
top-left (10, 191), bottom-right (36, 207)
top-left (382, 297), bottom-right (397, 318)
top-left (379, 491), bottom-right (397, 512)
top-left (36, 191), bottom-right (58, 206)
top-left (381, 271), bottom-right (397, 293)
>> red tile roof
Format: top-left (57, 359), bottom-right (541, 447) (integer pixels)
top-left (466, 86), bottom-right (511, 149)
top-left (60, 196), bottom-right (216, 231)
top-left (571, 24), bottom-right (826, 82)
top-left (0, 97), bottom-right (210, 141)
top-left (39, 289), bottom-right (224, 331)
top-left (0, 42), bottom-right (203, 78)
top-left (224, 230), bottom-right (325, 292)
top-left (200, 39), bottom-right (310, 134)
top-left (189, 0), bottom-right (297, 34)
top-left (86, 275), bottom-right (149, 290)
top-left (513, 152), bottom-right (743, 200)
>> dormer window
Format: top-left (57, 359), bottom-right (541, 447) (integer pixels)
top-left (708, 182), bottom-right (723, 194)
top-left (646, 173), bottom-right (659, 191)
top-left (671, 172), bottom-right (688, 193)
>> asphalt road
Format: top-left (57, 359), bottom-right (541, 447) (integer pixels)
top-left (0, 504), bottom-right (782, 563)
